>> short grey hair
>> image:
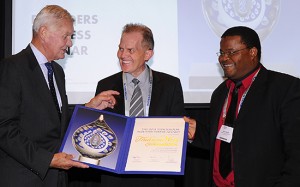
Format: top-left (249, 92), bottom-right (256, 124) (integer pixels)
top-left (32, 5), bottom-right (74, 36)
top-left (122, 23), bottom-right (154, 50)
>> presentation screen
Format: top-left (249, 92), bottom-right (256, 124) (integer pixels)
top-left (12, 0), bottom-right (299, 104)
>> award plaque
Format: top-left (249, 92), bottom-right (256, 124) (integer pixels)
top-left (72, 114), bottom-right (117, 165)
top-left (60, 105), bottom-right (188, 175)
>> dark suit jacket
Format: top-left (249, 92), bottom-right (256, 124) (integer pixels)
top-left (68, 70), bottom-right (185, 187)
top-left (95, 70), bottom-right (185, 116)
top-left (193, 66), bottom-right (300, 187)
top-left (0, 45), bottom-right (69, 187)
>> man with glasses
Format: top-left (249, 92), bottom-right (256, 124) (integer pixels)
top-left (186, 26), bottom-right (300, 186)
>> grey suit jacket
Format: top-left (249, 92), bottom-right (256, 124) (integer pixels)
top-left (0, 45), bottom-right (69, 187)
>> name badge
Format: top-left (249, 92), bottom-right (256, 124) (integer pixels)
top-left (216, 125), bottom-right (233, 143)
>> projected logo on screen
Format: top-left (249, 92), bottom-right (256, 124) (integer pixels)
top-left (202, 0), bottom-right (280, 40)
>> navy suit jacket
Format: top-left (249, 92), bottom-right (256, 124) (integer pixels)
top-left (193, 66), bottom-right (300, 187)
top-left (0, 45), bottom-right (69, 187)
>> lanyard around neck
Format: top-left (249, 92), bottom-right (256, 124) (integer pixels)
top-left (123, 68), bottom-right (153, 117)
top-left (221, 68), bottom-right (260, 122)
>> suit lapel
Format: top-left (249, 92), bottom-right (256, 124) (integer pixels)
top-left (235, 67), bottom-right (267, 122)
top-left (106, 72), bottom-right (125, 115)
top-left (25, 46), bottom-right (63, 129)
top-left (210, 84), bottom-right (228, 144)
top-left (148, 71), bottom-right (160, 115)
top-left (51, 62), bottom-right (68, 135)
top-left (114, 75), bottom-right (125, 114)
top-left (25, 47), bottom-right (59, 115)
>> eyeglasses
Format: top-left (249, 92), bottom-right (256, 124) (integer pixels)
top-left (216, 47), bottom-right (249, 57)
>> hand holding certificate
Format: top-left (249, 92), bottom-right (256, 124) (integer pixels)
top-left (60, 105), bottom-right (188, 175)
top-left (125, 118), bottom-right (186, 173)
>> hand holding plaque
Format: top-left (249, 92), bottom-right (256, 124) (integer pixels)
top-left (60, 105), bottom-right (188, 175)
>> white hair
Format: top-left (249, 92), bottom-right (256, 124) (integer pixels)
top-left (32, 5), bottom-right (74, 36)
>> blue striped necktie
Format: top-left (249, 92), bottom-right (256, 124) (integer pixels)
top-left (45, 62), bottom-right (61, 119)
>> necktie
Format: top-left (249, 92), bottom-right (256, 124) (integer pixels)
top-left (219, 82), bottom-right (241, 178)
top-left (129, 78), bottom-right (144, 117)
top-left (45, 62), bottom-right (61, 119)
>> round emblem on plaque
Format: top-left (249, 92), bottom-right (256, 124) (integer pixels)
top-left (202, 0), bottom-right (281, 40)
top-left (72, 115), bottom-right (117, 165)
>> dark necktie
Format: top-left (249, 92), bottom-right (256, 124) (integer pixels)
top-left (45, 62), bottom-right (61, 119)
top-left (219, 82), bottom-right (241, 178)
top-left (129, 78), bottom-right (144, 117)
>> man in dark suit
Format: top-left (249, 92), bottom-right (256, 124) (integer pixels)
top-left (186, 26), bottom-right (300, 187)
top-left (0, 5), bottom-right (118, 187)
top-left (69, 23), bottom-right (185, 187)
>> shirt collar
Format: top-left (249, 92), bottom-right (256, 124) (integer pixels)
top-left (226, 64), bottom-right (261, 90)
top-left (125, 64), bottom-right (149, 85)
top-left (30, 43), bottom-right (48, 65)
